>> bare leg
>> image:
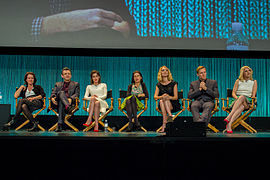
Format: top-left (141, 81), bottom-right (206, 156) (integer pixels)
top-left (94, 101), bottom-right (100, 131)
top-left (84, 97), bottom-right (95, 125)
top-left (164, 99), bottom-right (173, 117)
top-left (227, 105), bottom-right (244, 132)
top-left (226, 96), bottom-right (248, 121)
top-left (159, 99), bottom-right (167, 132)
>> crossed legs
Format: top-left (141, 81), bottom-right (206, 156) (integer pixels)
top-left (225, 95), bottom-right (249, 132)
top-left (159, 99), bottom-right (173, 132)
top-left (125, 96), bottom-right (140, 131)
top-left (5, 98), bottom-right (40, 131)
top-left (57, 91), bottom-right (72, 124)
top-left (84, 97), bottom-right (100, 131)
top-left (14, 99), bottom-right (35, 123)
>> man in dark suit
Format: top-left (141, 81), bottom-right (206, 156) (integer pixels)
top-left (51, 67), bottom-right (80, 132)
top-left (188, 66), bottom-right (219, 124)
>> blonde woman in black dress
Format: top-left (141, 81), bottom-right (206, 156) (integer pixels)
top-left (154, 66), bottom-right (181, 133)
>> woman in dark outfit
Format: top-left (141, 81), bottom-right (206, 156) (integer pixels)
top-left (5, 72), bottom-right (46, 131)
top-left (121, 71), bottom-right (149, 132)
top-left (154, 66), bottom-right (181, 133)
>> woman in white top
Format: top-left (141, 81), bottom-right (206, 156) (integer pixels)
top-left (83, 70), bottom-right (108, 132)
top-left (224, 66), bottom-right (257, 133)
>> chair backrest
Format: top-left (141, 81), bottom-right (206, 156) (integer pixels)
top-left (119, 90), bottom-right (127, 98)
top-left (107, 89), bottom-right (112, 99)
top-left (227, 89), bottom-right (233, 98)
top-left (178, 90), bottom-right (183, 99)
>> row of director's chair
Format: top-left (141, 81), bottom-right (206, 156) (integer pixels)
top-left (13, 89), bottom-right (257, 133)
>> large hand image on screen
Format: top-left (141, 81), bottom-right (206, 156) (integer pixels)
top-left (0, 0), bottom-right (137, 48)
top-left (0, 0), bottom-right (269, 51)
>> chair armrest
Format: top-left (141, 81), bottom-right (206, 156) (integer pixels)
top-left (144, 98), bottom-right (148, 110)
top-left (82, 98), bottom-right (88, 112)
top-left (74, 97), bottom-right (79, 107)
top-left (181, 98), bottom-right (186, 110)
top-left (42, 97), bottom-right (46, 107)
top-left (110, 98), bottom-right (114, 109)
top-left (214, 98), bottom-right (219, 106)
top-left (251, 97), bottom-right (257, 108)
top-left (186, 99), bottom-right (192, 111)
top-left (213, 98), bottom-right (219, 112)
top-left (15, 97), bottom-right (18, 107)
top-left (118, 98), bottom-right (122, 110)
top-left (221, 97), bottom-right (229, 110)
top-left (155, 99), bottom-right (159, 111)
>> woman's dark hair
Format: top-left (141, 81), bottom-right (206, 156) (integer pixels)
top-left (131, 71), bottom-right (143, 84)
top-left (24, 72), bottom-right (37, 86)
top-left (90, 70), bottom-right (101, 84)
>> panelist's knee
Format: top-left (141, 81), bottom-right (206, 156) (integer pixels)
top-left (94, 101), bottom-right (100, 106)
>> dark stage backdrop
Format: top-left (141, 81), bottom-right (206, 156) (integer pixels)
top-left (0, 55), bottom-right (269, 117)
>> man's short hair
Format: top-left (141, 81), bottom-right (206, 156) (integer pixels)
top-left (196, 66), bottom-right (206, 74)
top-left (61, 67), bottom-right (71, 74)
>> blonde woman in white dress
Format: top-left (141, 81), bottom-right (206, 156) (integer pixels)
top-left (224, 66), bottom-right (257, 134)
top-left (83, 70), bottom-right (108, 132)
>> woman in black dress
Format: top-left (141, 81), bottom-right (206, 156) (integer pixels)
top-left (154, 66), bottom-right (181, 133)
top-left (4, 72), bottom-right (46, 131)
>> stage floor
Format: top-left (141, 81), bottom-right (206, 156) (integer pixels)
top-left (1, 130), bottom-right (270, 139)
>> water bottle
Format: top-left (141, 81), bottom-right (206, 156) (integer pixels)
top-left (104, 119), bottom-right (108, 133)
top-left (227, 22), bottom-right (249, 51)
top-left (0, 91), bottom-right (3, 104)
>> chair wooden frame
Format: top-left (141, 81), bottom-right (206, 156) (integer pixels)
top-left (82, 90), bottom-right (114, 132)
top-left (118, 90), bottom-right (148, 132)
top-left (221, 88), bottom-right (257, 133)
top-left (48, 97), bottom-right (80, 132)
top-left (186, 98), bottom-right (220, 133)
top-left (155, 90), bottom-right (186, 132)
top-left (15, 97), bottom-right (46, 131)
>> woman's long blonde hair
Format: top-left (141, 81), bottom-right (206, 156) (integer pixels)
top-left (238, 66), bottom-right (253, 81)
top-left (157, 66), bottom-right (173, 82)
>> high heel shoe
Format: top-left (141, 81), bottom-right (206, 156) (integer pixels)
top-left (224, 118), bottom-right (229, 124)
top-left (83, 122), bottom-right (93, 127)
top-left (93, 125), bottom-right (99, 132)
top-left (226, 130), bottom-right (233, 134)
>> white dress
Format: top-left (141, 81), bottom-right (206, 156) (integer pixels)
top-left (84, 83), bottom-right (109, 115)
top-left (236, 80), bottom-right (254, 97)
